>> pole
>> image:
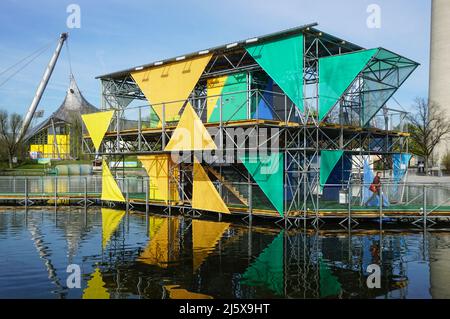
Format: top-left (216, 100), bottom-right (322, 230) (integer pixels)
top-left (18, 33), bottom-right (68, 143)
top-left (379, 184), bottom-right (383, 226)
top-left (145, 177), bottom-right (149, 215)
top-left (248, 181), bottom-right (253, 224)
top-left (84, 177), bottom-right (87, 208)
top-left (126, 178), bottom-right (129, 212)
top-left (423, 185), bottom-right (427, 226)
top-left (25, 177), bottom-right (28, 208)
top-left (54, 176), bottom-right (58, 208)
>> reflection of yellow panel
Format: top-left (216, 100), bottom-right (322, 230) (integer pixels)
top-left (83, 268), bottom-right (110, 299)
top-left (131, 54), bottom-right (212, 123)
top-left (102, 208), bottom-right (126, 249)
top-left (192, 220), bottom-right (230, 272)
top-left (164, 285), bottom-right (213, 299)
top-left (138, 217), bottom-right (179, 268)
top-left (138, 154), bottom-right (179, 203)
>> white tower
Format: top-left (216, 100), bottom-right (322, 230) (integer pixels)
top-left (429, 0), bottom-right (450, 163)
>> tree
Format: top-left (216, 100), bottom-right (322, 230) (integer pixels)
top-left (0, 110), bottom-right (24, 168)
top-left (408, 98), bottom-right (450, 173)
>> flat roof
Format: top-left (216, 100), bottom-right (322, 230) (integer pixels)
top-left (96, 23), bottom-right (365, 80)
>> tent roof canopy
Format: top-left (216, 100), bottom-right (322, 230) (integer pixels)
top-left (25, 75), bottom-right (98, 141)
top-left (96, 23), bottom-right (365, 80)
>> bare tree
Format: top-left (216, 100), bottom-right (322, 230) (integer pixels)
top-left (408, 97), bottom-right (450, 173)
top-left (0, 110), bottom-right (24, 168)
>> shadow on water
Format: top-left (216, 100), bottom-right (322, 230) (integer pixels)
top-left (0, 207), bottom-right (450, 299)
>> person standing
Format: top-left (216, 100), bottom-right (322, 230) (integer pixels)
top-left (365, 172), bottom-right (382, 206)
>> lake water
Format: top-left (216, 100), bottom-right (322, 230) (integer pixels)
top-left (1, 208), bottom-right (449, 299)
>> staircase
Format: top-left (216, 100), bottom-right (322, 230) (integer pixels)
top-left (205, 166), bottom-right (249, 206)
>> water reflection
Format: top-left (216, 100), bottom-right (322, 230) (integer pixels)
top-left (0, 208), bottom-right (449, 299)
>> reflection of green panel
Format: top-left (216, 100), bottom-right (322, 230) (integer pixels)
top-left (240, 153), bottom-right (284, 216)
top-left (208, 73), bottom-right (248, 122)
top-left (320, 150), bottom-right (344, 189)
top-left (246, 34), bottom-right (304, 112)
top-left (241, 231), bottom-right (284, 296)
top-left (319, 260), bottom-right (342, 298)
top-left (318, 49), bottom-right (377, 121)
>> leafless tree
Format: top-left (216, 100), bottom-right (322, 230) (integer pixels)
top-left (408, 98), bottom-right (450, 173)
top-left (0, 111), bottom-right (24, 168)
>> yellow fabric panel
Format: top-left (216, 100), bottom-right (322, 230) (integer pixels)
top-left (207, 75), bottom-right (227, 121)
top-left (102, 208), bottom-right (125, 249)
top-left (81, 110), bottom-right (114, 151)
top-left (164, 103), bottom-right (216, 151)
top-left (192, 158), bottom-right (230, 214)
top-left (138, 217), bottom-right (179, 268)
top-left (101, 160), bottom-right (125, 202)
top-left (43, 144), bottom-right (54, 157)
top-left (192, 219), bottom-right (230, 272)
top-left (164, 285), bottom-right (213, 299)
top-left (131, 54), bottom-right (212, 123)
top-left (138, 154), bottom-right (179, 202)
top-left (30, 145), bottom-right (44, 153)
top-left (82, 268), bottom-right (110, 299)
top-left (48, 134), bottom-right (69, 145)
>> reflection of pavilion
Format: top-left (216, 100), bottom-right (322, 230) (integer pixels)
top-left (83, 211), bottom-right (414, 299)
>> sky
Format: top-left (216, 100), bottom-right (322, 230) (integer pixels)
top-left (0, 0), bottom-right (431, 117)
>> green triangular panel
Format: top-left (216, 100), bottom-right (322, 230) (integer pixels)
top-left (320, 150), bottom-right (344, 189)
top-left (241, 231), bottom-right (284, 296)
top-left (209, 72), bottom-right (248, 122)
top-left (246, 34), bottom-right (304, 112)
top-left (319, 259), bottom-right (342, 298)
top-left (240, 153), bottom-right (284, 216)
top-left (318, 49), bottom-right (377, 121)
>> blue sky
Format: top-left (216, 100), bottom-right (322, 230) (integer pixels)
top-left (0, 0), bottom-right (431, 116)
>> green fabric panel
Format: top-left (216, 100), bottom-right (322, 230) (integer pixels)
top-left (319, 259), bottom-right (342, 298)
top-left (209, 73), bottom-right (248, 122)
top-left (318, 49), bottom-right (377, 121)
top-left (246, 34), bottom-right (304, 112)
top-left (320, 150), bottom-right (344, 189)
top-left (240, 153), bottom-right (284, 216)
top-left (241, 231), bottom-right (284, 296)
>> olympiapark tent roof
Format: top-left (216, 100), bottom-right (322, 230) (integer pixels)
top-left (25, 75), bottom-right (98, 141)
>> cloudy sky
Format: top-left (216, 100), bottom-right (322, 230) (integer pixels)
top-left (0, 0), bottom-right (431, 116)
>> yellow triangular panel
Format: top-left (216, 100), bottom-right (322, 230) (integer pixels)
top-left (192, 158), bottom-right (230, 214)
top-left (192, 220), bottom-right (230, 272)
top-left (138, 217), bottom-right (180, 268)
top-left (81, 111), bottom-right (114, 151)
top-left (164, 285), bottom-right (213, 299)
top-left (101, 208), bottom-right (125, 249)
top-left (138, 154), bottom-right (179, 203)
top-left (101, 160), bottom-right (125, 202)
top-left (164, 103), bottom-right (216, 151)
top-left (82, 268), bottom-right (110, 299)
top-left (131, 54), bottom-right (212, 123)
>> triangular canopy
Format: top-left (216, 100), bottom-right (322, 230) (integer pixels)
top-left (81, 110), bottom-right (114, 151)
top-left (131, 54), bottom-right (212, 123)
top-left (192, 158), bottom-right (230, 214)
top-left (319, 49), bottom-right (377, 121)
top-left (164, 103), bottom-right (217, 151)
top-left (240, 153), bottom-right (284, 216)
top-left (101, 160), bottom-right (125, 202)
top-left (246, 34), bottom-right (304, 112)
top-left (319, 150), bottom-right (344, 189)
